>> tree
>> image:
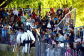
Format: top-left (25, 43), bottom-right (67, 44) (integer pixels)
top-left (0, 0), bottom-right (13, 8)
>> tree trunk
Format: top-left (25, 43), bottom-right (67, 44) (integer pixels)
top-left (0, 0), bottom-right (13, 8)
top-left (0, 0), bottom-right (6, 5)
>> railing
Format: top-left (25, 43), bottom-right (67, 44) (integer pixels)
top-left (74, 26), bottom-right (84, 42)
top-left (35, 41), bottom-right (83, 56)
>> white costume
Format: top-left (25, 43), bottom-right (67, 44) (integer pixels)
top-left (17, 30), bottom-right (35, 53)
top-left (27, 30), bottom-right (35, 41)
top-left (21, 32), bottom-right (28, 53)
top-left (16, 29), bottom-right (35, 53)
top-left (16, 32), bottom-right (23, 44)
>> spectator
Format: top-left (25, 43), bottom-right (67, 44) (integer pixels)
top-left (31, 10), bottom-right (37, 20)
top-left (13, 8), bottom-right (19, 16)
top-left (56, 30), bottom-right (65, 42)
top-left (1, 26), bottom-right (8, 43)
top-left (69, 27), bottom-right (74, 43)
top-left (63, 7), bottom-right (69, 16)
top-left (21, 13), bottom-right (27, 24)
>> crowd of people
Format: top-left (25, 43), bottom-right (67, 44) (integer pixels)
top-left (0, 7), bottom-right (70, 43)
top-left (0, 7), bottom-right (84, 55)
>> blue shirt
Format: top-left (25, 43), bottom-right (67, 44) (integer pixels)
top-left (2, 28), bottom-right (8, 38)
top-left (54, 18), bottom-right (58, 21)
top-left (56, 35), bottom-right (65, 42)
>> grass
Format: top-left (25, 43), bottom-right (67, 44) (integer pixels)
top-left (0, 47), bottom-right (35, 56)
top-left (0, 51), bottom-right (16, 56)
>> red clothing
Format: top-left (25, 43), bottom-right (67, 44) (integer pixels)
top-left (17, 16), bottom-right (21, 22)
top-left (50, 8), bottom-right (55, 14)
top-left (32, 12), bottom-right (37, 19)
top-left (63, 8), bottom-right (69, 14)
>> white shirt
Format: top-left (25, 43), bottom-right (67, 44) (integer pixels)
top-left (26, 21), bottom-right (31, 26)
top-left (17, 30), bottom-right (35, 44)
top-left (21, 32), bottom-right (28, 43)
top-left (16, 32), bottom-right (23, 43)
top-left (13, 10), bottom-right (19, 16)
top-left (27, 30), bottom-right (35, 41)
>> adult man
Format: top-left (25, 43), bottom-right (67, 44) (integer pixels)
top-left (21, 29), bottom-right (35, 53)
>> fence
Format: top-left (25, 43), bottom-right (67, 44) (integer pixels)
top-left (35, 41), bottom-right (84, 56)
top-left (74, 26), bottom-right (84, 42)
